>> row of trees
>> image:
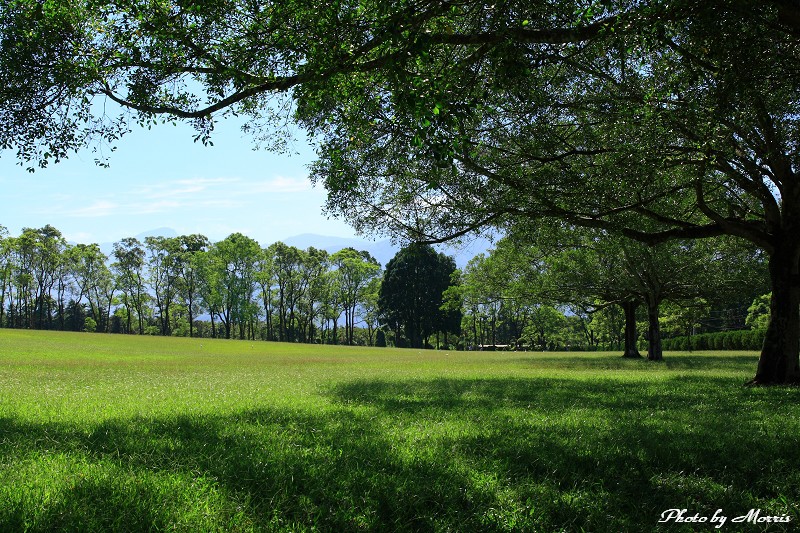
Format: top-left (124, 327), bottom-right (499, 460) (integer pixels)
top-left (0, 222), bottom-right (772, 355)
top-left (450, 225), bottom-right (769, 358)
top-left (0, 225), bottom-right (382, 343)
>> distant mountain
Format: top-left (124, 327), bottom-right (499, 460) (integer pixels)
top-left (282, 233), bottom-right (370, 251)
top-left (283, 233), bottom-right (493, 269)
top-left (93, 228), bottom-right (493, 267)
top-left (97, 227), bottom-right (179, 256)
top-left (135, 227), bottom-right (179, 240)
top-left (284, 233), bottom-right (396, 267)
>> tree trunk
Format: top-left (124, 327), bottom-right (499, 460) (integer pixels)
top-left (472, 312), bottom-right (478, 349)
top-left (261, 287), bottom-right (273, 340)
top-left (125, 300), bottom-right (132, 333)
top-left (621, 300), bottom-right (642, 358)
top-left (188, 294), bottom-right (194, 338)
top-left (410, 321), bottom-right (421, 349)
top-left (750, 246), bottom-right (800, 384)
top-left (137, 297), bottom-right (144, 335)
top-left (646, 299), bottom-right (663, 361)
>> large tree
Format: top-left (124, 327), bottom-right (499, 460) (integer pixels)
top-left (302, 248), bottom-right (331, 343)
top-left (2, 1), bottom-right (799, 382)
top-left (302, 1), bottom-right (800, 382)
top-left (379, 243), bottom-right (457, 349)
top-left (268, 242), bottom-right (307, 342)
top-left (145, 236), bottom-right (181, 336)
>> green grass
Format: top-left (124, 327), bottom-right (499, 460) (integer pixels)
top-left (0, 329), bottom-right (798, 532)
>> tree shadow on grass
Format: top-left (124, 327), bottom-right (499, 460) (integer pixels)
top-left (1, 375), bottom-right (798, 532)
top-left (0, 407), bottom-right (508, 532)
top-left (327, 375), bottom-right (800, 529)
top-left (502, 354), bottom-right (760, 373)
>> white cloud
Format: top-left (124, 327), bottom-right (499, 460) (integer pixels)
top-left (133, 177), bottom-right (241, 200)
top-left (248, 175), bottom-right (315, 194)
top-left (66, 200), bottom-right (119, 217)
top-left (42, 174), bottom-right (317, 221)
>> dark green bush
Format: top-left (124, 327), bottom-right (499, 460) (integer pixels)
top-left (663, 330), bottom-right (765, 351)
top-left (721, 331), bottom-right (734, 350)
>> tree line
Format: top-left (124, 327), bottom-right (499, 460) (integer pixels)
top-left (0, 223), bottom-right (771, 356)
top-left (0, 224), bottom-right (383, 344)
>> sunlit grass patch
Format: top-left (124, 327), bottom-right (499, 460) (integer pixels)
top-left (1, 330), bottom-right (798, 531)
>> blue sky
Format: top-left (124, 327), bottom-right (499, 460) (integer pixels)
top-left (0, 115), bottom-right (359, 246)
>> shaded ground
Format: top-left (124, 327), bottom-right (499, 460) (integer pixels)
top-left (2, 373), bottom-right (798, 531)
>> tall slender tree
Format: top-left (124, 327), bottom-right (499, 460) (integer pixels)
top-left (145, 236), bottom-right (181, 336)
top-left (331, 247), bottom-right (380, 345)
top-left (207, 233), bottom-right (260, 339)
top-left (174, 234), bottom-right (209, 338)
top-left (299, 247), bottom-right (330, 343)
top-left (0, 226), bottom-right (11, 327)
top-left (112, 237), bottom-right (147, 334)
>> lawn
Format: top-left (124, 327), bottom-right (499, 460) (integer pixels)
top-left (0, 329), bottom-right (798, 532)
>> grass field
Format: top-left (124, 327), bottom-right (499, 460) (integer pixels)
top-left (0, 329), bottom-right (798, 532)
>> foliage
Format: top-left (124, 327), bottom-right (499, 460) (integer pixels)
top-left (375, 328), bottom-right (386, 347)
top-left (111, 237), bottom-right (147, 334)
top-left (331, 247), bottom-right (381, 345)
top-left (0, 224), bottom-right (383, 345)
top-left (457, 226), bottom-right (766, 357)
top-left (378, 243), bottom-right (458, 349)
top-left (82, 316), bottom-right (96, 333)
top-left (204, 233), bottom-right (261, 340)
top-left (662, 329), bottom-right (766, 352)
top-left (746, 293), bottom-right (772, 331)
top-left (296, 0), bottom-right (800, 381)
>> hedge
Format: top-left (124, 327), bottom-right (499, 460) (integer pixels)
top-left (661, 329), bottom-right (765, 351)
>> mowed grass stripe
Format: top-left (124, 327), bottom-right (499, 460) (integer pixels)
top-left (0, 329), bottom-right (797, 532)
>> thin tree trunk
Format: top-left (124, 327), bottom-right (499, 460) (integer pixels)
top-left (137, 297), bottom-right (144, 335)
top-left (188, 293), bottom-right (194, 338)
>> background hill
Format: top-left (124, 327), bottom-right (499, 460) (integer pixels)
top-left (283, 233), bottom-right (493, 268)
top-left (95, 229), bottom-right (493, 268)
